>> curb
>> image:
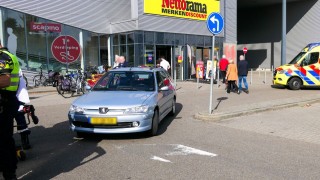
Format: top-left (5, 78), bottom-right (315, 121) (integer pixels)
top-left (27, 87), bottom-right (57, 94)
top-left (194, 98), bottom-right (320, 121)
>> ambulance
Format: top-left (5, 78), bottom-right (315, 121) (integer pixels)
top-left (273, 43), bottom-right (320, 90)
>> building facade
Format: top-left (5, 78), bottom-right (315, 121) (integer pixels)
top-left (2, 0), bottom-right (317, 81)
top-left (0, 0), bottom-right (237, 81)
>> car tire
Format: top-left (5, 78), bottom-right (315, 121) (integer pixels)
top-left (288, 77), bottom-right (302, 90)
top-left (148, 110), bottom-right (159, 136)
top-left (169, 98), bottom-right (176, 116)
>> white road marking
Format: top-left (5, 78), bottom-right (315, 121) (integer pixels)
top-left (166, 144), bottom-right (217, 157)
top-left (18, 170), bottom-right (32, 179)
top-left (151, 156), bottom-right (172, 163)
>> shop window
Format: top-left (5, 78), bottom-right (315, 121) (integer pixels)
top-left (134, 31), bottom-right (143, 44)
top-left (83, 31), bottom-right (99, 71)
top-left (25, 15), bottom-right (48, 71)
top-left (175, 34), bottom-right (184, 46)
top-left (135, 44), bottom-right (144, 66)
top-left (100, 35), bottom-right (109, 67)
top-left (164, 33), bottom-right (175, 45)
top-left (155, 32), bottom-right (164, 44)
top-left (144, 32), bottom-right (154, 45)
top-left (120, 45), bottom-right (126, 57)
top-left (3, 8), bottom-right (27, 69)
top-left (128, 33), bottom-right (134, 44)
top-left (204, 36), bottom-right (212, 47)
top-left (120, 34), bottom-right (126, 45)
top-left (113, 34), bottom-right (119, 45)
top-left (187, 35), bottom-right (204, 47)
top-left (128, 45), bottom-right (134, 66)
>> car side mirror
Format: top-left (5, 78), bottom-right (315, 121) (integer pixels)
top-left (160, 86), bottom-right (169, 91)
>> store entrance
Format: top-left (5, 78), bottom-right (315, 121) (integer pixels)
top-left (156, 45), bottom-right (183, 82)
top-left (156, 45), bottom-right (171, 65)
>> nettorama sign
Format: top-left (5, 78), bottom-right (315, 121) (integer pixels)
top-left (144, 0), bottom-right (220, 21)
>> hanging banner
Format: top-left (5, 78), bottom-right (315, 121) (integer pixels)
top-left (144, 0), bottom-right (220, 21)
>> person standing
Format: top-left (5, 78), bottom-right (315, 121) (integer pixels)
top-left (118, 56), bottom-right (128, 68)
top-left (219, 55), bottom-right (229, 84)
top-left (0, 43), bottom-right (20, 180)
top-left (226, 59), bottom-right (239, 94)
top-left (159, 56), bottom-right (171, 71)
top-left (15, 69), bottom-right (32, 149)
top-left (113, 55), bottom-right (120, 68)
top-left (237, 55), bottom-right (249, 94)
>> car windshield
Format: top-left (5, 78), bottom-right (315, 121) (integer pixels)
top-left (288, 52), bottom-right (306, 64)
top-left (92, 71), bottom-right (155, 91)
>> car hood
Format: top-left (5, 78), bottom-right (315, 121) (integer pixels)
top-left (72, 91), bottom-right (155, 108)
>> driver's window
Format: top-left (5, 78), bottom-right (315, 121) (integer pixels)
top-left (302, 52), bottom-right (319, 66)
top-left (156, 72), bottom-right (164, 88)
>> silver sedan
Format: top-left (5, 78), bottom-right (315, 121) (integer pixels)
top-left (68, 67), bottom-right (176, 137)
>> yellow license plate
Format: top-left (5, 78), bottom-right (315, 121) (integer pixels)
top-left (90, 117), bottom-right (117, 125)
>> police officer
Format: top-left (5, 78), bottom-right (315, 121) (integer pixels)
top-left (0, 42), bottom-right (20, 180)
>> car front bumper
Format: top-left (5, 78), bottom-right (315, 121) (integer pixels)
top-left (68, 112), bottom-right (153, 134)
top-left (273, 73), bottom-right (289, 86)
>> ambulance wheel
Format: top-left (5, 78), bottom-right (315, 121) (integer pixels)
top-left (288, 77), bottom-right (302, 90)
top-left (17, 150), bottom-right (26, 161)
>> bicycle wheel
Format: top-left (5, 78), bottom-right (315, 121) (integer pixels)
top-left (60, 79), bottom-right (74, 98)
top-left (60, 88), bottom-right (74, 98)
top-left (56, 79), bottom-right (62, 94)
top-left (80, 80), bottom-right (88, 94)
top-left (33, 75), bottom-right (47, 87)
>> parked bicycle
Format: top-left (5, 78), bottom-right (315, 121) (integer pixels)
top-left (33, 66), bottom-right (60, 87)
top-left (56, 69), bottom-right (87, 98)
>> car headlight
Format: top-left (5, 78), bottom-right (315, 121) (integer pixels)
top-left (69, 105), bottom-right (85, 114)
top-left (278, 70), bottom-right (285, 74)
top-left (124, 105), bottom-right (149, 114)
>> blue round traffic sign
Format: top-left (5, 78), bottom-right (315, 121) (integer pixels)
top-left (206, 12), bottom-right (224, 35)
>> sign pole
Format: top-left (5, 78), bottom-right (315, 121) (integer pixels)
top-left (206, 12), bottom-right (224, 114)
top-left (209, 35), bottom-right (215, 114)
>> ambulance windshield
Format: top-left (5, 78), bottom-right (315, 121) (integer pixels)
top-left (288, 52), bottom-right (306, 64)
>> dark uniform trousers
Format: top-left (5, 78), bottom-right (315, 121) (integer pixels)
top-left (0, 90), bottom-right (19, 174)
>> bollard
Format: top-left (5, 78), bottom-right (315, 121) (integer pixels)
top-left (197, 69), bottom-right (199, 89)
top-left (217, 68), bottom-right (220, 88)
top-left (271, 65), bottom-right (274, 83)
top-left (264, 69), bottom-right (267, 84)
top-left (250, 69), bottom-right (253, 85)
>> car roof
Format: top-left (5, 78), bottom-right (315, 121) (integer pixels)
top-left (109, 67), bottom-right (164, 73)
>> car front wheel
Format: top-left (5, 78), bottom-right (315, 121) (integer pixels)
top-left (148, 110), bottom-right (159, 136)
top-left (288, 77), bottom-right (302, 90)
top-left (169, 98), bottom-right (176, 116)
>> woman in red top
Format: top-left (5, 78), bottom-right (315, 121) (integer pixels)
top-left (219, 55), bottom-right (229, 83)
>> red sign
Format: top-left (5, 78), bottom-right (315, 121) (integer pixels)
top-left (51, 36), bottom-right (81, 64)
top-left (243, 47), bottom-right (248, 54)
top-left (196, 60), bottom-right (204, 79)
top-left (30, 22), bottom-right (62, 32)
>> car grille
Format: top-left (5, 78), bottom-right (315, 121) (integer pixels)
top-left (72, 121), bottom-right (133, 128)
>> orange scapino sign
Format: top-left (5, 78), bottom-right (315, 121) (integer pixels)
top-left (144, 0), bottom-right (220, 21)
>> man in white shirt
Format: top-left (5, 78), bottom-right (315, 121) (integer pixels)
top-left (159, 57), bottom-right (170, 71)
